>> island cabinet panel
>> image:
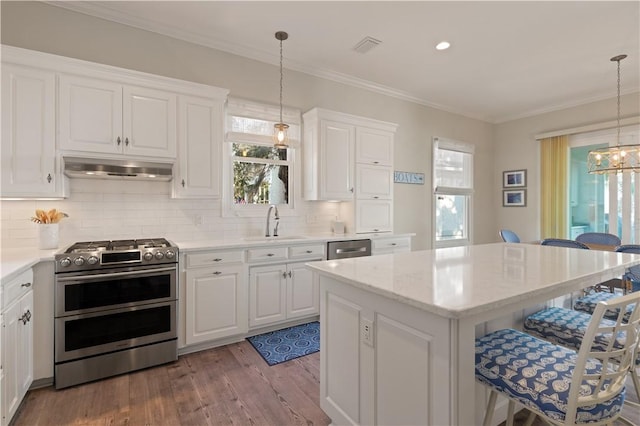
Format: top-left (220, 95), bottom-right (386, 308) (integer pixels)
top-left (320, 275), bottom-right (452, 426)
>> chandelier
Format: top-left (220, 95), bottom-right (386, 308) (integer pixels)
top-left (587, 54), bottom-right (637, 174)
top-left (273, 31), bottom-right (289, 149)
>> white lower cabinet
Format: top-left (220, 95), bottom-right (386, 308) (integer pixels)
top-left (184, 251), bottom-right (247, 345)
top-left (249, 261), bottom-right (320, 328)
top-left (372, 235), bottom-right (412, 255)
top-left (1, 268), bottom-right (34, 426)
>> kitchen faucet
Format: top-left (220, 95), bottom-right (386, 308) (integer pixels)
top-left (265, 204), bottom-right (280, 237)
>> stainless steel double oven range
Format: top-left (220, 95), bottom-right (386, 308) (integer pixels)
top-left (54, 238), bottom-right (178, 389)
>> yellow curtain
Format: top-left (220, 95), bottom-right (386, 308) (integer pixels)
top-left (540, 135), bottom-right (569, 238)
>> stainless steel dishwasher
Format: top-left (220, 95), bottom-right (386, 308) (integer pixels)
top-left (327, 239), bottom-right (372, 260)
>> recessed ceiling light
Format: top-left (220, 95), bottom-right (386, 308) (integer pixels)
top-left (436, 41), bottom-right (450, 51)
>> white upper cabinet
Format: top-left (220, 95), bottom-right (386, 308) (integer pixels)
top-left (303, 109), bottom-right (355, 201)
top-left (173, 96), bottom-right (224, 199)
top-left (1, 64), bottom-right (64, 198)
top-left (356, 164), bottom-right (393, 200)
top-left (356, 127), bottom-right (394, 166)
top-left (59, 75), bottom-right (177, 159)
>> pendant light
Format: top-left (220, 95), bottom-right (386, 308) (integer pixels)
top-left (273, 31), bottom-right (289, 149)
top-left (587, 54), bottom-right (637, 173)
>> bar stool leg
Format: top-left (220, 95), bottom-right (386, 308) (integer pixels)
top-left (506, 400), bottom-right (515, 426)
top-left (482, 390), bottom-right (497, 426)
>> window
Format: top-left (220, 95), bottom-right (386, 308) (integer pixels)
top-left (433, 137), bottom-right (474, 247)
top-left (224, 99), bottom-right (300, 215)
top-left (568, 124), bottom-right (640, 242)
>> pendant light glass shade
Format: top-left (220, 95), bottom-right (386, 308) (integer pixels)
top-left (273, 31), bottom-right (289, 149)
top-left (587, 54), bottom-right (638, 174)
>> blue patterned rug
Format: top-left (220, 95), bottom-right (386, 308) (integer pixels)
top-left (247, 321), bottom-right (320, 366)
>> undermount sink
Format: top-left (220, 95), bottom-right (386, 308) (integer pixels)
top-left (242, 235), bottom-right (309, 243)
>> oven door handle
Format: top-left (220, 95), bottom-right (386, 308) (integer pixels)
top-left (56, 266), bottom-right (177, 282)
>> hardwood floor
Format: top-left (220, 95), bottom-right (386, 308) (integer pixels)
top-left (12, 341), bottom-right (330, 426)
top-left (11, 341), bottom-right (640, 426)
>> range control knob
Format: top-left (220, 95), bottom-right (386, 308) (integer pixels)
top-left (59, 257), bottom-right (72, 267)
top-left (74, 256), bottom-right (85, 266)
top-left (165, 250), bottom-right (175, 259)
top-left (87, 256), bottom-right (99, 265)
top-left (155, 251), bottom-right (164, 260)
top-left (143, 252), bottom-right (154, 261)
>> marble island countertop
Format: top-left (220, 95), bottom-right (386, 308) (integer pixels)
top-left (1, 232), bottom-right (415, 282)
top-left (306, 242), bottom-right (640, 319)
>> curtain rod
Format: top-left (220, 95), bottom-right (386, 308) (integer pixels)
top-left (535, 116), bottom-right (640, 140)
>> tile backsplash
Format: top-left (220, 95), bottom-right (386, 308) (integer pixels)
top-left (1, 179), bottom-right (340, 249)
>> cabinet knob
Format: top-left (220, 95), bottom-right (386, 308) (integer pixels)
top-left (125, 137), bottom-right (130, 146)
top-left (306, 250), bottom-right (313, 254)
top-left (283, 272), bottom-right (288, 279)
top-left (212, 271), bottom-right (222, 275)
top-left (390, 243), bottom-right (397, 246)
top-left (181, 179), bottom-right (185, 187)
top-left (373, 161), bottom-right (379, 164)
top-left (288, 271), bottom-right (292, 278)
top-left (211, 258), bottom-right (222, 262)
top-left (373, 228), bottom-right (380, 232)
top-left (373, 196), bottom-right (379, 199)
top-left (350, 187), bottom-right (354, 193)
top-left (266, 253), bottom-right (275, 257)
top-left (47, 173), bottom-right (52, 183)
top-left (20, 282), bottom-right (31, 288)
top-left (26, 310), bottom-right (32, 322)
top-left (117, 136), bottom-right (122, 145)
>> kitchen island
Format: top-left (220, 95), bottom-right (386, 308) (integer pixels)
top-left (306, 242), bottom-right (640, 425)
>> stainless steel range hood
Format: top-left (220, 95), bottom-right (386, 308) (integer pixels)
top-left (64, 157), bottom-right (173, 181)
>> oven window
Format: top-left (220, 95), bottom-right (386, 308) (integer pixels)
top-left (64, 306), bottom-right (171, 352)
top-left (64, 273), bottom-right (172, 311)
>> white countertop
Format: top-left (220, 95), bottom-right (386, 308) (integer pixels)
top-left (0, 247), bottom-right (58, 283)
top-left (306, 242), bottom-right (640, 319)
top-left (0, 232), bottom-right (415, 281)
top-left (175, 232), bottom-right (415, 252)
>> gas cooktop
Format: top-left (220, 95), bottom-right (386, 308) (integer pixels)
top-left (56, 238), bottom-right (178, 272)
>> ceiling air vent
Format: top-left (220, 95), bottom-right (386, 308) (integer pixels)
top-left (353, 36), bottom-right (382, 54)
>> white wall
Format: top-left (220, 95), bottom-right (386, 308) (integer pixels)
top-left (0, 1), bottom-right (496, 250)
top-left (494, 93), bottom-right (640, 243)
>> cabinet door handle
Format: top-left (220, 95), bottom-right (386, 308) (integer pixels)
top-left (20, 282), bottom-right (32, 288)
top-left (390, 243), bottom-right (397, 246)
top-left (212, 271), bottom-right (222, 275)
top-left (266, 253), bottom-right (275, 257)
top-left (47, 174), bottom-right (52, 183)
top-left (306, 250), bottom-right (313, 254)
top-left (26, 310), bottom-right (32, 322)
top-left (350, 187), bottom-right (354, 193)
top-left (117, 136), bottom-right (122, 145)
top-left (288, 271), bottom-right (292, 278)
top-left (125, 137), bottom-right (130, 146)
top-left (282, 272), bottom-right (287, 279)
top-left (373, 196), bottom-right (379, 199)
top-left (181, 179), bottom-right (185, 187)
top-left (373, 228), bottom-right (380, 232)
top-left (211, 258), bottom-right (222, 262)
top-left (373, 161), bottom-right (379, 164)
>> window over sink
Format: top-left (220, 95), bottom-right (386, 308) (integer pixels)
top-left (223, 98), bottom-right (301, 216)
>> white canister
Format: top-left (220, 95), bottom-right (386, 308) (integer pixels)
top-left (332, 221), bottom-right (345, 234)
top-left (39, 223), bottom-right (59, 249)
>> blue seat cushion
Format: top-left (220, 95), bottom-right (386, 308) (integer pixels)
top-left (574, 292), bottom-right (633, 321)
top-left (523, 307), bottom-right (640, 365)
top-left (476, 329), bottom-right (625, 424)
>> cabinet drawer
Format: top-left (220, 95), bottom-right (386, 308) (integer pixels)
top-left (289, 244), bottom-right (326, 260)
top-left (372, 237), bottom-right (411, 251)
top-left (2, 268), bottom-right (33, 310)
top-left (247, 247), bottom-right (288, 263)
top-left (187, 250), bottom-right (244, 268)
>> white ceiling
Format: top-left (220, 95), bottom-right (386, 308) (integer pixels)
top-left (49, 1), bottom-right (640, 123)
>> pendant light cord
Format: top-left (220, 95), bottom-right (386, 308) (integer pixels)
top-left (616, 57), bottom-right (621, 147)
top-left (279, 37), bottom-right (284, 125)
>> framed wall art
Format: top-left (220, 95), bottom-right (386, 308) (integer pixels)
top-left (503, 169), bottom-right (526, 188)
top-left (503, 189), bottom-right (526, 207)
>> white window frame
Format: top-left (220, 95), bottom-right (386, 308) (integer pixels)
top-left (432, 136), bottom-right (475, 248)
top-left (222, 98), bottom-right (302, 217)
